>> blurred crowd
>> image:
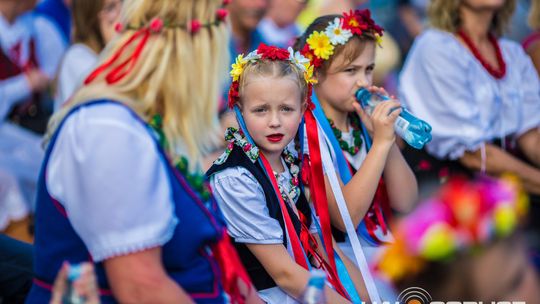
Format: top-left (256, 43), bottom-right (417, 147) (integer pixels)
top-left (1, 0), bottom-right (539, 303)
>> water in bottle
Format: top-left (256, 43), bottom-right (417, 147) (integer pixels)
top-left (62, 264), bottom-right (85, 304)
top-left (355, 88), bottom-right (432, 149)
top-left (301, 269), bottom-right (327, 304)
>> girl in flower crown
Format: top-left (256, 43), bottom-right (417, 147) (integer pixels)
top-left (207, 44), bottom-right (369, 303)
top-left (293, 10), bottom-right (418, 300)
top-left (27, 1), bottom-right (257, 303)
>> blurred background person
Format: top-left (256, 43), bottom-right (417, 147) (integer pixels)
top-left (0, 234), bottom-right (33, 303)
top-left (257, 0), bottom-right (308, 48)
top-left (523, 0), bottom-right (540, 76)
top-left (35, 0), bottom-right (71, 44)
top-left (0, 0), bottom-right (65, 242)
top-left (55, 0), bottom-right (122, 110)
top-left (399, 0), bottom-right (540, 194)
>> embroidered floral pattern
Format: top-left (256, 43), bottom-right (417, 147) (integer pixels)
top-left (213, 128), bottom-right (260, 165)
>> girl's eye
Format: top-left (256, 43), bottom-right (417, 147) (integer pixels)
top-left (345, 68), bottom-right (356, 73)
top-left (366, 66), bottom-right (375, 73)
top-left (253, 107), bottom-right (266, 113)
top-left (281, 106), bottom-right (294, 112)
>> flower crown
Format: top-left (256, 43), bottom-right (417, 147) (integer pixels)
top-left (86, 0), bottom-right (230, 85)
top-left (228, 43), bottom-right (316, 109)
top-left (301, 9), bottom-right (384, 68)
top-left (114, 0), bottom-right (230, 34)
top-left (374, 175), bottom-right (529, 283)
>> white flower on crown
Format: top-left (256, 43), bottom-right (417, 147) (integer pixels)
top-left (325, 17), bottom-right (353, 45)
top-left (288, 47), bottom-right (310, 72)
top-left (244, 50), bottom-right (262, 62)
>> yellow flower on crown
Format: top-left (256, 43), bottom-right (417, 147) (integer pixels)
top-left (306, 31), bottom-right (334, 60)
top-left (304, 63), bottom-right (317, 84)
top-left (230, 54), bottom-right (246, 82)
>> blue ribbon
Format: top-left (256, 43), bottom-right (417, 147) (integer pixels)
top-left (308, 93), bottom-right (380, 246)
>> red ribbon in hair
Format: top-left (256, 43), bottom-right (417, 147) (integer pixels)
top-left (84, 27), bottom-right (151, 85)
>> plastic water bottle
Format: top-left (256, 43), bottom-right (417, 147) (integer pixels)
top-left (301, 269), bottom-right (327, 304)
top-left (62, 264), bottom-right (85, 304)
top-left (355, 88), bottom-right (432, 149)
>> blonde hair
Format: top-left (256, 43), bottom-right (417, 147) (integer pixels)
top-left (237, 59), bottom-right (308, 106)
top-left (428, 0), bottom-right (516, 36)
top-left (529, 0), bottom-right (540, 30)
top-left (47, 0), bottom-right (229, 168)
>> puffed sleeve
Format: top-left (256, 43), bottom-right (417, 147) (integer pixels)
top-left (46, 103), bottom-right (178, 262)
top-left (399, 30), bottom-right (486, 160)
top-left (210, 167), bottom-right (284, 244)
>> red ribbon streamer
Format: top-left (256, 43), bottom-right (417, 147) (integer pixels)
top-left (303, 110), bottom-right (350, 299)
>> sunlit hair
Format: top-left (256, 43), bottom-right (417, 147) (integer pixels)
top-left (428, 0), bottom-right (516, 36)
top-left (237, 59), bottom-right (308, 106)
top-left (47, 0), bottom-right (229, 168)
top-left (293, 14), bottom-right (376, 76)
top-left (529, 0), bottom-right (540, 30)
top-left (71, 0), bottom-right (106, 54)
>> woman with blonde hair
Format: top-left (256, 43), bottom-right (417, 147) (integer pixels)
top-left (55, 0), bottom-right (122, 110)
top-left (399, 0), bottom-right (540, 194)
top-left (523, 0), bottom-right (540, 75)
top-left (26, 0), bottom-right (256, 303)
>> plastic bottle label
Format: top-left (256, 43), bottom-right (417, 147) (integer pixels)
top-left (394, 116), bottom-right (409, 132)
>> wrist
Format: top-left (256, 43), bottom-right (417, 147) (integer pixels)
top-left (371, 138), bottom-right (393, 152)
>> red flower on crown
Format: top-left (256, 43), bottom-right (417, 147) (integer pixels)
top-left (257, 43), bottom-right (290, 60)
top-left (300, 44), bottom-right (323, 68)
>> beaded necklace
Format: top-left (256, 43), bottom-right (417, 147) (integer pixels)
top-left (149, 114), bottom-right (211, 201)
top-left (457, 30), bottom-right (506, 79)
top-left (328, 114), bottom-right (363, 155)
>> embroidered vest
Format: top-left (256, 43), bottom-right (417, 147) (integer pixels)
top-left (207, 145), bottom-right (312, 290)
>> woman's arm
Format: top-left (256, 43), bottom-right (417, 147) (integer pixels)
top-left (525, 40), bottom-right (540, 77)
top-left (459, 143), bottom-right (540, 194)
top-left (382, 143), bottom-right (418, 213)
top-left (246, 243), bottom-right (350, 303)
top-left (104, 247), bottom-right (195, 304)
top-left (517, 128), bottom-right (540, 168)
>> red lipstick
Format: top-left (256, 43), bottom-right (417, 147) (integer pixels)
top-left (266, 134), bottom-right (284, 143)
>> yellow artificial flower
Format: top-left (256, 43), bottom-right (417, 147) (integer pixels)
top-left (230, 54), bottom-right (246, 82)
top-left (306, 31), bottom-right (334, 60)
top-left (375, 33), bottom-right (383, 47)
top-left (303, 63), bottom-right (317, 84)
top-left (494, 204), bottom-right (517, 237)
top-left (420, 223), bottom-right (456, 260)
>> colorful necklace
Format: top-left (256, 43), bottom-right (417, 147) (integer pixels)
top-left (149, 114), bottom-right (211, 201)
top-left (457, 29), bottom-right (506, 79)
top-left (274, 149), bottom-right (301, 205)
top-left (328, 114), bottom-right (363, 155)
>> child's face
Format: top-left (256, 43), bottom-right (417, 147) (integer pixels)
top-left (240, 75), bottom-right (305, 159)
top-left (315, 42), bottom-right (376, 114)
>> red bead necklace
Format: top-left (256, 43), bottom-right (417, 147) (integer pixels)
top-left (457, 29), bottom-right (506, 79)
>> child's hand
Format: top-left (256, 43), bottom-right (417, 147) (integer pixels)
top-left (50, 262), bottom-right (100, 304)
top-left (354, 98), bottom-right (401, 146)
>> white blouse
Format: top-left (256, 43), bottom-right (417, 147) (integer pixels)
top-left (55, 44), bottom-right (98, 111)
top-left (399, 29), bottom-right (540, 160)
top-left (211, 159), bottom-right (310, 304)
top-left (46, 103), bottom-right (178, 262)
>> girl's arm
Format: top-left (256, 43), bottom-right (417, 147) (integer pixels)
top-left (104, 247), bottom-right (195, 304)
top-left (382, 143), bottom-right (418, 213)
top-left (246, 243), bottom-right (350, 303)
top-left (459, 143), bottom-right (540, 195)
top-left (323, 101), bottom-right (402, 231)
